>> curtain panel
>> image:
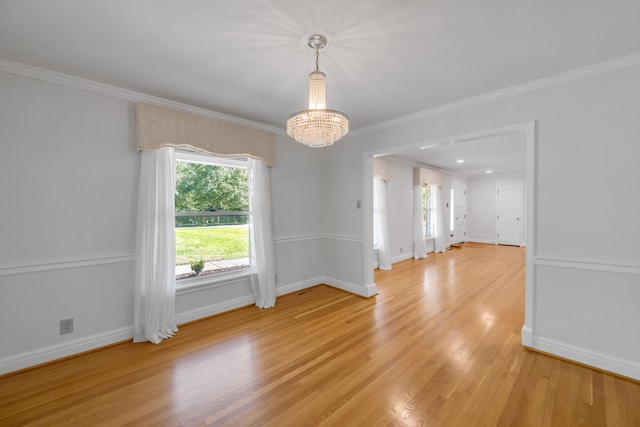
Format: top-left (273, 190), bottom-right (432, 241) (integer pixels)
top-left (134, 147), bottom-right (178, 344)
top-left (373, 176), bottom-right (392, 270)
top-left (136, 103), bottom-right (276, 166)
top-left (248, 158), bottom-right (276, 308)
top-left (433, 185), bottom-right (447, 253)
top-left (413, 185), bottom-right (427, 259)
top-left (134, 104), bottom-right (278, 343)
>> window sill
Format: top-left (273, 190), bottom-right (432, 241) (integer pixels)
top-left (176, 267), bottom-right (251, 295)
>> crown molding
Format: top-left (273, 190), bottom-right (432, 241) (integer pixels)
top-left (349, 52), bottom-right (640, 138)
top-left (0, 58), bottom-right (285, 135)
top-left (3, 51), bottom-right (640, 138)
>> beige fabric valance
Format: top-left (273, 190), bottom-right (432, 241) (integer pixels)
top-left (414, 167), bottom-right (444, 187)
top-left (373, 158), bottom-right (391, 182)
top-left (136, 103), bottom-right (276, 166)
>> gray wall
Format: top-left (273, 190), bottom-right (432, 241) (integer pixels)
top-left (0, 71), bottom-right (327, 373)
top-left (467, 174), bottom-right (526, 244)
top-left (1, 60), bottom-right (639, 379)
top-left (322, 65), bottom-right (640, 379)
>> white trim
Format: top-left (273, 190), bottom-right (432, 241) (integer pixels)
top-left (0, 254), bottom-right (135, 277)
top-left (273, 233), bottom-right (363, 244)
top-left (323, 276), bottom-right (377, 298)
top-left (523, 121), bottom-right (536, 356)
top-left (176, 150), bottom-right (248, 168)
top-left (0, 59), bottom-right (283, 135)
top-left (521, 326), bottom-right (533, 347)
top-left (174, 295), bottom-right (256, 325)
top-left (465, 238), bottom-right (496, 244)
top-left (276, 277), bottom-right (325, 296)
top-left (273, 234), bottom-right (324, 244)
top-left (176, 269), bottom-right (251, 294)
top-left (363, 155), bottom-right (376, 300)
top-left (178, 275), bottom-right (363, 325)
top-left (532, 335), bottom-right (640, 381)
top-left (349, 52), bottom-right (640, 137)
top-left (322, 234), bottom-right (364, 244)
top-left (391, 253), bottom-right (414, 265)
top-left (3, 52), bottom-right (640, 140)
top-left (534, 257), bottom-right (640, 276)
top-left (0, 275), bottom-right (347, 374)
top-left (0, 326), bottom-right (133, 375)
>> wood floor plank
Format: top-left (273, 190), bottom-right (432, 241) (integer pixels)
top-left (1, 245), bottom-right (639, 426)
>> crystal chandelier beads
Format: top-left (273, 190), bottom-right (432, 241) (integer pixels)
top-left (286, 35), bottom-right (349, 148)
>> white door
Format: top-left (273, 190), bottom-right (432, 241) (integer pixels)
top-left (451, 184), bottom-right (467, 244)
top-left (496, 183), bottom-right (523, 246)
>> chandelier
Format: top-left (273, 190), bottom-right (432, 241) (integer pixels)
top-left (286, 34), bottom-right (349, 148)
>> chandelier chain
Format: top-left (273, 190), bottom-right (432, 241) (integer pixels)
top-left (315, 48), bottom-right (320, 73)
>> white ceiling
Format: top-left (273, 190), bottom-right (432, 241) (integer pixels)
top-left (1, 0), bottom-right (640, 134)
top-left (389, 132), bottom-right (527, 177)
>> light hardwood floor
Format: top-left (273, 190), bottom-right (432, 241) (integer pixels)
top-left (1, 245), bottom-right (639, 426)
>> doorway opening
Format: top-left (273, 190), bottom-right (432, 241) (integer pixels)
top-left (363, 121), bottom-right (536, 347)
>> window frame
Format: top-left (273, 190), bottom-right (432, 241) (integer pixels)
top-left (174, 150), bottom-right (251, 286)
top-left (421, 184), bottom-right (435, 239)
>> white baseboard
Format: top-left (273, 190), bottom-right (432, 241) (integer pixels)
top-left (363, 282), bottom-right (378, 297)
top-left (466, 238), bottom-right (496, 244)
top-left (532, 335), bottom-right (640, 381)
top-left (0, 277), bottom-right (373, 375)
top-left (175, 295), bottom-right (257, 325)
top-left (323, 276), bottom-right (377, 297)
top-left (391, 253), bottom-right (414, 264)
top-left (276, 277), bottom-right (325, 296)
top-left (521, 325), bottom-right (533, 347)
top-left (0, 326), bottom-right (133, 375)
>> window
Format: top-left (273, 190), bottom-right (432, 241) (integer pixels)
top-left (175, 152), bottom-right (250, 279)
top-left (450, 188), bottom-right (455, 232)
top-left (421, 184), bottom-right (434, 238)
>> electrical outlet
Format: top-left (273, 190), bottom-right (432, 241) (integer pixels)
top-left (60, 318), bottom-right (74, 335)
top-left (400, 247), bottom-right (403, 253)
top-left (356, 200), bottom-right (361, 209)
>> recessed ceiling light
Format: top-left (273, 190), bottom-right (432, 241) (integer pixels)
top-left (486, 170), bottom-right (493, 174)
top-left (456, 159), bottom-right (465, 163)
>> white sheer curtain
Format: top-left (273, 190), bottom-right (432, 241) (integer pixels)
top-left (373, 176), bottom-right (392, 270)
top-left (248, 158), bottom-right (276, 308)
top-left (134, 147), bottom-right (178, 344)
top-left (433, 185), bottom-right (446, 253)
top-left (413, 185), bottom-right (427, 259)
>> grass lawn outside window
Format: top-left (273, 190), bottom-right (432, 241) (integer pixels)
top-left (175, 224), bottom-right (249, 278)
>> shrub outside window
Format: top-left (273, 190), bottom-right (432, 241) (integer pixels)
top-left (175, 152), bottom-right (250, 279)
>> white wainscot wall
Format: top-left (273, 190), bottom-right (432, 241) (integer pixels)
top-left (0, 259), bottom-right (135, 374)
top-left (533, 258), bottom-right (640, 379)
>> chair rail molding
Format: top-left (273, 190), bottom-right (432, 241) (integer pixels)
top-left (0, 254), bottom-right (135, 277)
top-left (534, 256), bottom-right (640, 275)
